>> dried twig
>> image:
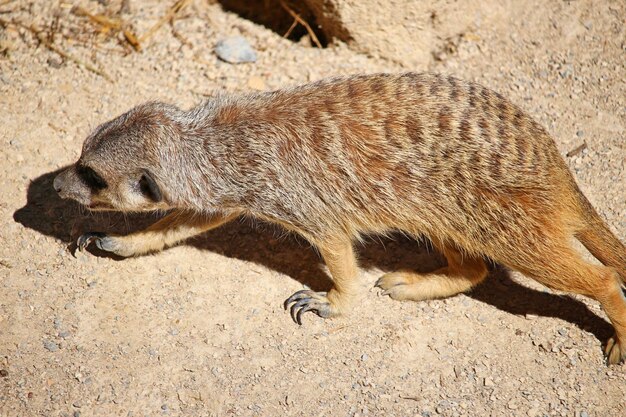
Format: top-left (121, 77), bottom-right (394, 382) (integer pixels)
top-left (279, 0), bottom-right (322, 48)
top-left (170, 19), bottom-right (192, 48)
top-left (122, 28), bottom-right (141, 51)
top-left (0, 18), bottom-right (113, 82)
top-left (74, 6), bottom-right (121, 30)
top-left (566, 141), bottom-right (587, 158)
top-left (283, 19), bottom-right (298, 39)
top-left (73, 6), bottom-right (141, 51)
top-left (138, 0), bottom-right (192, 46)
top-left (399, 395), bottom-right (420, 402)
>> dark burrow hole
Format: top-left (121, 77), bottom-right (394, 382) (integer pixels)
top-left (217, 0), bottom-right (328, 47)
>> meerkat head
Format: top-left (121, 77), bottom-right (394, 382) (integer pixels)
top-left (53, 102), bottom-right (183, 212)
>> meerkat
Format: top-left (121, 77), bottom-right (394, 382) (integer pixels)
top-left (53, 73), bottom-right (626, 364)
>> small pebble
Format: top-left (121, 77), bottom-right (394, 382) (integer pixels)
top-left (0, 369), bottom-right (8, 377)
top-left (43, 340), bottom-right (58, 352)
top-left (527, 408), bottom-right (539, 417)
top-left (47, 56), bottom-right (63, 69)
top-left (559, 64), bottom-right (573, 78)
top-left (215, 36), bottom-right (257, 64)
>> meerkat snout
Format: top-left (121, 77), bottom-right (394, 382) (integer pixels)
top-left (53, 167), bottom-right (92, 206)
top-left (53, 168), bottom-right (81, 201)
top-left (52, 173), bottom-right (64, 194)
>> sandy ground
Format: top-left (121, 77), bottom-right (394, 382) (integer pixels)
top-left (1, 0), bottom-right (625, 416)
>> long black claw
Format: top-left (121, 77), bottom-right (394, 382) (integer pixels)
top-left (284, 290), bottom-right (330, 325)
top-left (77, 232), bottom-right (106, 252)
top-left (284, 289), bottom-right (311, 310)
top-left (295, 305), bottom-right (314, 325)
top-left (290, 299), bottom-right (311, 324)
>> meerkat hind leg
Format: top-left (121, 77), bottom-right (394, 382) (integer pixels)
top-left (285, 238), bottom-right (361, 324)
top-left (509, 246), bottom-right (626, 365)
top-left (376, 245), bottom-right (488, 301)
top-left (77, 210), bottom-right (237, 257)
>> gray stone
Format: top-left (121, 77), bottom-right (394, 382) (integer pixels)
top-left (215, 36), bottom-right (257, 64)
top-left (559, 64), bottom-right (573, 78)
top-left (43, 340), bottom-right (58, 352)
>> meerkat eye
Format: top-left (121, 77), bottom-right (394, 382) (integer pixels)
top-left (138, 169), bottom-right (163, 202)
top-left (77, 164), bottom-right (107, 190)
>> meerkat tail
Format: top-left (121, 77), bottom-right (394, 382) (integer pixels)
top-left (575, 190), bottom-right (626, 283)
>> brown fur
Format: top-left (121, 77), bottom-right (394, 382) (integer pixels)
top-left (52, 73), bottom-right (626, 364)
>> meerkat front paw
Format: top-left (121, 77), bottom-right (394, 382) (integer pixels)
top-left (284, 290), bottom-right (340, 325)
top-left (77, 232), bottom-right (107, 252)
top-left (77, 232), bottom-right (134, 257)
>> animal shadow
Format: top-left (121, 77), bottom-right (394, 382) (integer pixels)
top-left (14, 168), bottom-right (613, 343)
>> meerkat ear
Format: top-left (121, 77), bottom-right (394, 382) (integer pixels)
top-left (139, 169), bottom-right (163, 202)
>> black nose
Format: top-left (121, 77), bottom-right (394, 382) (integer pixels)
top-left (53, 174), bottom-right (63, 193)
